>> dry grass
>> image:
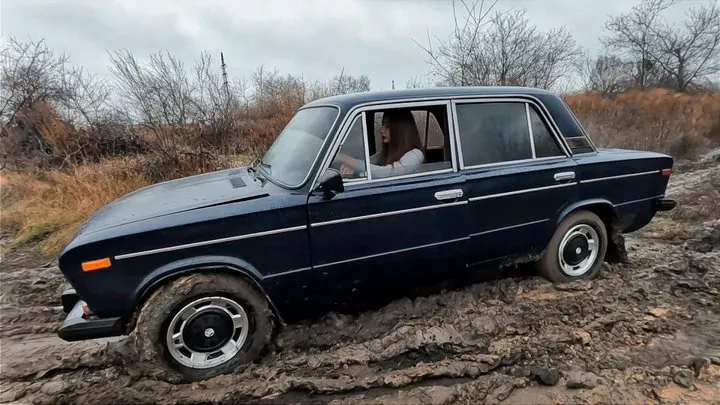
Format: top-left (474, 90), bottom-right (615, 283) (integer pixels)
top-left (565, 89), bottom-right (720, 159)
top-left (1, 158), bottom-right (150, 254)
top-left (2, 88), bottom-right (720, 257)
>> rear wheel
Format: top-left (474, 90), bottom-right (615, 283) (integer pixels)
top-left (134, 272), bottom-right (273, 382)
top-left (538, 211), bottom-right (608, 283)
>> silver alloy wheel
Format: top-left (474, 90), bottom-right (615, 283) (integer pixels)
top-left (166, 296), bottom-right (250, 369)
top-left (557, 224), bottom-right (599, 277)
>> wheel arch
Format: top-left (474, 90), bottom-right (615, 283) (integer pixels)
top-left (126, 255), bottom-right (284, 333)
top-left (557, 199), bottom-right (617, 229)
top-left (556, 198), bottom-right (625, 263)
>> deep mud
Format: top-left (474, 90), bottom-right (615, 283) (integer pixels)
top-left (1, 153), bottom-right (719, 404)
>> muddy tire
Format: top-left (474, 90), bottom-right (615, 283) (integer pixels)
top-left (538, 210), bottom-right (608, 283)
top-left (134, 272), bottom-right (273, 382)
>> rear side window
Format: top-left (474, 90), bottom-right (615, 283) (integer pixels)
top-left (529, 106), bottom-right (564, 158)
top-left (456, 102), bottom-right (532, 166)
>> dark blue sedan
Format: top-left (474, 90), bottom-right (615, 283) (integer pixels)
top-left (56, 86), bottom-right (676, 381)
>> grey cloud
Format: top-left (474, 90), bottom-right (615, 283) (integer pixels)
top-left (1, 0), bottom-right (703, 91)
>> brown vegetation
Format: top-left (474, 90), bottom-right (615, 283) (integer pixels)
top-left (3, 89), bottom-right (719, 256)
top-left (1, 159), bottom-right (150, 254)
top-left (565, 89), bottom-right (720, 157)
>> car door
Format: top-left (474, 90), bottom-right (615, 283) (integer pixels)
top-left (307, 102), bottom-right (469, 307)
top-left (452, 98), bottom-right (579, 266)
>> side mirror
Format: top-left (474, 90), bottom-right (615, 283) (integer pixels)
top-left (318, 168), bottom-right (344, 197)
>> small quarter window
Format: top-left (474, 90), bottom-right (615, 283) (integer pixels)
top-left (456, 102), bottom-right (532, 166)
top-left (529, 106), bottom-right (564, 158)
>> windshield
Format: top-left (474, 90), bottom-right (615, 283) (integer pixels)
top-left (259, 106), bottom-right (339, 187)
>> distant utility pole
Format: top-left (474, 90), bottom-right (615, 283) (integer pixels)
top-left (220, 52), bottom-right (230, 98)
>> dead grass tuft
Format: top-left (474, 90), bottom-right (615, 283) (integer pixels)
top-left (565, 89), bottom-right (720, 159)
top-left (1, 159), bottom-right (150, 254)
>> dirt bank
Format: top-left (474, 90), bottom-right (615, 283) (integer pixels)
top-left (1, 153), bottom-right (719, 404)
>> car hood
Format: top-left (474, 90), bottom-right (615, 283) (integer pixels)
top-left (76, 167), bottom-right (268, 235)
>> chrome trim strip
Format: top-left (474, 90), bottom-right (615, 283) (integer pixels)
top-left (469, 182), bottom-right (577, 202)
top-left (469, 219), bottom-right (549, 237)
top-left (310, 93), bottom-right (575, 190)
top-left (462, 155), bottom-right (568, 171)
top-left (343, 168), bottom-right (454, 187)
top-left (580, 170), bottom-right (659, 184)
top-left (114, 225), bottom-right (308, 260)
top-left (314, 236), bottom-right (469, 269)
top-left (452, 97), bottom-right (573, 163)
top-left (614, 194), bottom-right (665, 207)
top-left (526, 103), bottom-right (537, 159)
top-left (450, 99), bottom-right (466, 169)
top-left (310, 93), bottom-right (578, 155)
top-left (361, 111), bottom-right (372, 180)
top-left (263, 267), bottom-right (312, 279)
top-left (311, 200), bottom-right (468, 227)
top-left (311, 99), bottom-right (455, 191)
top-left (446, 101), bottom-right (460, 172)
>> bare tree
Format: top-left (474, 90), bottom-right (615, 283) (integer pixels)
top-left (579, 54), bottom-right (634, 94)
top-left (650, 1), bottom-right (720, 91)
top-left (0, 36), bottom-right (71, 125)
top-left (328, 68), bottom-right (371, 94)
top-left (108, 49), bottom-right (245, 161)
top-left (603, 0), bottom-right (720, 91)
top-left (602, 0), bottom-right (675, 89)
top-left (416, 1), bottom-right (582, 90)
top-left (305, 68), bottom-right (371, 100)
top-left (405, 74), bottom-right (433, 89)
top-left (415, 0), bottom-right (498, 86)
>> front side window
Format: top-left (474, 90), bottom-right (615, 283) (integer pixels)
top-left (331, 116), bottom-right (368, 181)
top-left (260, 106), bottom-right (338, 187)
top-left (456, 102), bottom-right (532, 166)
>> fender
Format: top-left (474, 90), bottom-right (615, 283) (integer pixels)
top-left (128, 255), bottom-right (284, 326)
top-left (556, 198), bottom-right (617, 226)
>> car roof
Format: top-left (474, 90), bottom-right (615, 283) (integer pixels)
top-left (302, 86), bottom-right (556, 110)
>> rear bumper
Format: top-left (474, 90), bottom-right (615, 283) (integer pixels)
top-left (654, 198), bottom-right (676, 212)
top-left (58, 288), bottom-right (124, 342)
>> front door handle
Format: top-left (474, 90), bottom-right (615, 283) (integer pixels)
top-left (554, 171), bottom-right (576, 182)
top-left (435, 189), bottom-right (464, 201)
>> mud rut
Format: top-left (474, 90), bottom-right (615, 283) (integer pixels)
top-left (1, 157), bottom-right (719, 404)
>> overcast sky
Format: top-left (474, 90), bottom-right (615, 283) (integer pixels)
top-left (1, 0), bottom-right (703, 91)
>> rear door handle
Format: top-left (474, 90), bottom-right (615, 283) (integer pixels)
top-left (554, 171), bottom-right (576, 182)
top-left (434, 189), bottom-right (464, 201)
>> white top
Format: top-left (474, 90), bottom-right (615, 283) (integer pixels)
top-left (356, 148), bottom-right (424, 178)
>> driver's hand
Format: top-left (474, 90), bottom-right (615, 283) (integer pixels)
top-left (340, 164), bottom-right (354, 177)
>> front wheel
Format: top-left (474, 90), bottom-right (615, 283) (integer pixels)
top-left (134, 272), bottom-right (274, 381)
top-left (537, 210), bottom-right (608, 283)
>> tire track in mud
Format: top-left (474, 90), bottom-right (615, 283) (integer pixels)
top-left (2, 157), bottom-right (720, 404)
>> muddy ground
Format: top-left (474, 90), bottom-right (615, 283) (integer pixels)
top-left (1, 152), bottom-right (719, 405)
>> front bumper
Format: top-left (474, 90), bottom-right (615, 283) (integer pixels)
top-left (58, 288), bottom-right (124, 342)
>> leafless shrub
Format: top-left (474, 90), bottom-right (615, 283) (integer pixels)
top-left (0, 36), bottom-right (71, 125)
top-left (579, 54), bottom-right (635, 95)
top-left (1, 37), bottom-right (146, 170)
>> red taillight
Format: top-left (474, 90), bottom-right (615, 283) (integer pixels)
top-left (661, 168), bottom-right (672, 176)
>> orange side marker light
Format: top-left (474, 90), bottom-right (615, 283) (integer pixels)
top-left (81, 257), bottom-right (112, 272)
top-left (661, 168), bottom-right (672, 176)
